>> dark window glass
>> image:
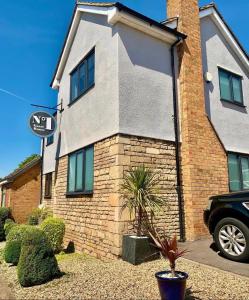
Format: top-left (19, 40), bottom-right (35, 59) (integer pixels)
top-left (45, 173), bottom-right (52, 198)
top-left (70, 50), bottom-right (95, 103)
top-left (67, 145), bottom-right (94, 193)
top-left (219, 68), bottom-right (243, 104)
top-left (228, 153), bottom-right (249, 192)
top-left (47, 135), bottom-right (54, 146)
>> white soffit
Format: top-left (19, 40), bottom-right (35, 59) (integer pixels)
top-left (52, 5), bottom-right (178, 89)
top-left (200, 7), bottom-right (249, 72)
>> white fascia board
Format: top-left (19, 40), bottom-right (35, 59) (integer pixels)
top-left (0, 180), bottom-right (8, 186)
top-left (108, 8), bottom-right (178, 44)
top-left (52, 5), bottom-right (178, 89)
top-left (200, 8), bottom-right (249, 72)
top-left (52, 5), bottom-right (111, 89)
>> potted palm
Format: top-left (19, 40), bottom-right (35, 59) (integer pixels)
top-left (121, 165), bottom-right (165, 265)
top-left (150, 232), bottom-right (188, 300)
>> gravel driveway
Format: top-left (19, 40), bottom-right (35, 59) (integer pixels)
top-left (0, 251), bottom-right (248, 300)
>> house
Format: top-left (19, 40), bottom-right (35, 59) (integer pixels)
top-left (0, 157), bottom-right (41, 223)
top-left (42, 0), bottom-right (249, 258)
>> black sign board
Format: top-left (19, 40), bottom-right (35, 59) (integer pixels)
top-left (29, 111), bottom-right (56, 138)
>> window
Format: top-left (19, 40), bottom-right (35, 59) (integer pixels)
top-left (45, 173), bottom-right (52, 198)
top-left (70, 49), bottom-right (95, 103)
top-left (1, 189), bottom-right (6, 207)
top-left (46, 135), bottom-right (54, 146)
top-left (67, 145), bottom-right (94, 194)
top-left (218, 68), bottom-right (243, 105)
top-left (228, 153), bottom-right (249, 192)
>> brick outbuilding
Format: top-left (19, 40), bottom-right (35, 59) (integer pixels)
top-left (0, 157), bottom-right (41, 223)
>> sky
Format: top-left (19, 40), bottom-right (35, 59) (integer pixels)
top-left (0, 0), bottom-right (248, 177)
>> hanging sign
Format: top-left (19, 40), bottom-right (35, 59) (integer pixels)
top-left (29, 111), bottom-right (56, 138)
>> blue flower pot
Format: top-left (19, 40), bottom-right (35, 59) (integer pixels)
top-left (155, 271), bottom-right (188, 300)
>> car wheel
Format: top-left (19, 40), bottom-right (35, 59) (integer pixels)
top-left (214, 217), bottom-right (249, 262)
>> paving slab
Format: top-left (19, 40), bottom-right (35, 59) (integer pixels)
top-left (180, 238), bottom-right (249, 277)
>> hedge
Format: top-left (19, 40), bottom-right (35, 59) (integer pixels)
top-left (27, 207), bottom-right (52, 225)
top-left (40, 217), bottom-right (65, 253)
top-left (4, 225), bottom-right (34, 265)
top-left (0, 208), bottom-right (10, 241)
top-left (4, 219), bottom-right (17, 237)
top-left (17, 227), bottom-right (61, 287)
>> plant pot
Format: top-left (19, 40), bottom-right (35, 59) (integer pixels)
top-left (122, 234), bottom-right (159, 265)
top-left (155, 271), bottom-right (188, 300)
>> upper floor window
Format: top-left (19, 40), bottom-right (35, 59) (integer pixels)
top-left (67, 145), bottom-right (94, 194)
top-left (218, 68), bottom-right (243, 105)
top-left (70, 49), bottom-right (95, 103)
top-left (46, 135), bottom-right (54, 146)
top-left (228, 153), bottom-right (249, 192)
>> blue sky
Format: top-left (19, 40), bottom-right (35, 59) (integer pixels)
top-left (0, 0), bottom-right (248, 177)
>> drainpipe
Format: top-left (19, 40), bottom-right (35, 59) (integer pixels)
top-left (171, 37), bottom-right (185, 242)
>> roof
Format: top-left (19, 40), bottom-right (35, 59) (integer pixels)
top-left (162, 3), bottom-right (249, 65)
top-left (50, 1), bottom-right (186, 88)
top-left (1, 156), bottom-right (41, 184)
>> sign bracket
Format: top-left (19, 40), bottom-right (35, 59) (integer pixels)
top-left (31, 102), bottom-right (63, 113)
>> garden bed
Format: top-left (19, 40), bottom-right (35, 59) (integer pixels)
top-left (0, 242), bottom-right (248, 300)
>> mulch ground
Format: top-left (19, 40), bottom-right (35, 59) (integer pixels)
top-left (0, 244), bottom-right (248, 300)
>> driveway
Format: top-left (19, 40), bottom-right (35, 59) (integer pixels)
top-left (180, 238), bottom-right (249, 277)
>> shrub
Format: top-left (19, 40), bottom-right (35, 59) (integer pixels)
top-left (40, 217), bottom-right (65, 253)
top-left (0, 208), bottom-right (10, 241)
top-left (27, 207), bottom-right (52, 225)
top-left (17, 227), bottom-right (61, 287)
top-left (4, 219), bottom-right (16, 237)
top-left (4, 225), bottom-right (34, 265)
top-left (4, 240), bottom-right (21, 265)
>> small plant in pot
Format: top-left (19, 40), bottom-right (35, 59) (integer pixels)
top-left (150, 232), bottom-right (188, 300)
top-left (121, 165), bottom-right (165, 265)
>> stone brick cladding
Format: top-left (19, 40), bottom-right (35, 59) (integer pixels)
top-left (43, 134), bottom-right (179, 259)
top-left (167, 0), bottom-right (229, 240)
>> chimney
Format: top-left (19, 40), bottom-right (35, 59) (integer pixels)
top-left (167, 0), bottom-right (229, 240)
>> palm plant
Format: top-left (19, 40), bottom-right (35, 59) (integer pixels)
top-left (121, 165), bottom-right (165, 237)
top-left (150, 232), bottom-right (188, 277)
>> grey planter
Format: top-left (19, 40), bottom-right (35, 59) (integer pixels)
top-left (122, 234), bottom-right (159, 265)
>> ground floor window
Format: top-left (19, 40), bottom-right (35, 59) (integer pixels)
top-left (67, 145), bottom-right (94, 194)
top-left (1, 189), bottom-right (6, 207)
top-left (228, 153), bottom-right (249, 191)
top-left (44, 173), bottom-right (52, 198)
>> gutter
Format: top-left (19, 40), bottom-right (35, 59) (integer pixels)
top-left (170, 37), bottom-right (186, 242)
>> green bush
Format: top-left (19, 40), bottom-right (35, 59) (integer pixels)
top-left (40, 217), bottom-right (65, 253)
top-left (4, 219), bottom-right (16, 237)
top-left (27, 207), bottom-right (52, 225)
top-left (0, 208), bottom-right (10, 241)
top-left (4, 225), bottom-right (34, 265)
top-left (4, 240), bottom-right (21, 265)
top-left (17, 227), bottom-right (61, 287)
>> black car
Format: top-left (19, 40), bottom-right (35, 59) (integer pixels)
top-left (204, 191), bottom-right (249, 262)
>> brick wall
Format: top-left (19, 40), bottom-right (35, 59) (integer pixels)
top-left (44, 134), bottom-right (179, 259)
top-left (167, 0), bottom-right (229, 240)
top-left (9, 163), bottom-right (41, 223)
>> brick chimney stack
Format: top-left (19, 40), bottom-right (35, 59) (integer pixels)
top-left (167, 0), bottom-right (229, 240)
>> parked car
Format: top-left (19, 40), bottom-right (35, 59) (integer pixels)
top-left (204, 191), bottom-right (249, 262)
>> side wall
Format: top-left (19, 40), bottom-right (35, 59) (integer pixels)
top-left (201, 16), bottom-right (249, 154)
top-left (10, 164), bottom-right (40, 223)
top-left (43, 134), bottom-right (179, 258)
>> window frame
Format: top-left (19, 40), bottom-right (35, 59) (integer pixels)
top-left (66, 145), bottom-right (94, 196)
top-left (228, 152), bottom-right (249, 192)
top-left (44, 173), bottom-right (53, 199)
top-left (218, 67), bottom-right (244, 106)
top-left (69, 48), bottom-right (95, 105)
